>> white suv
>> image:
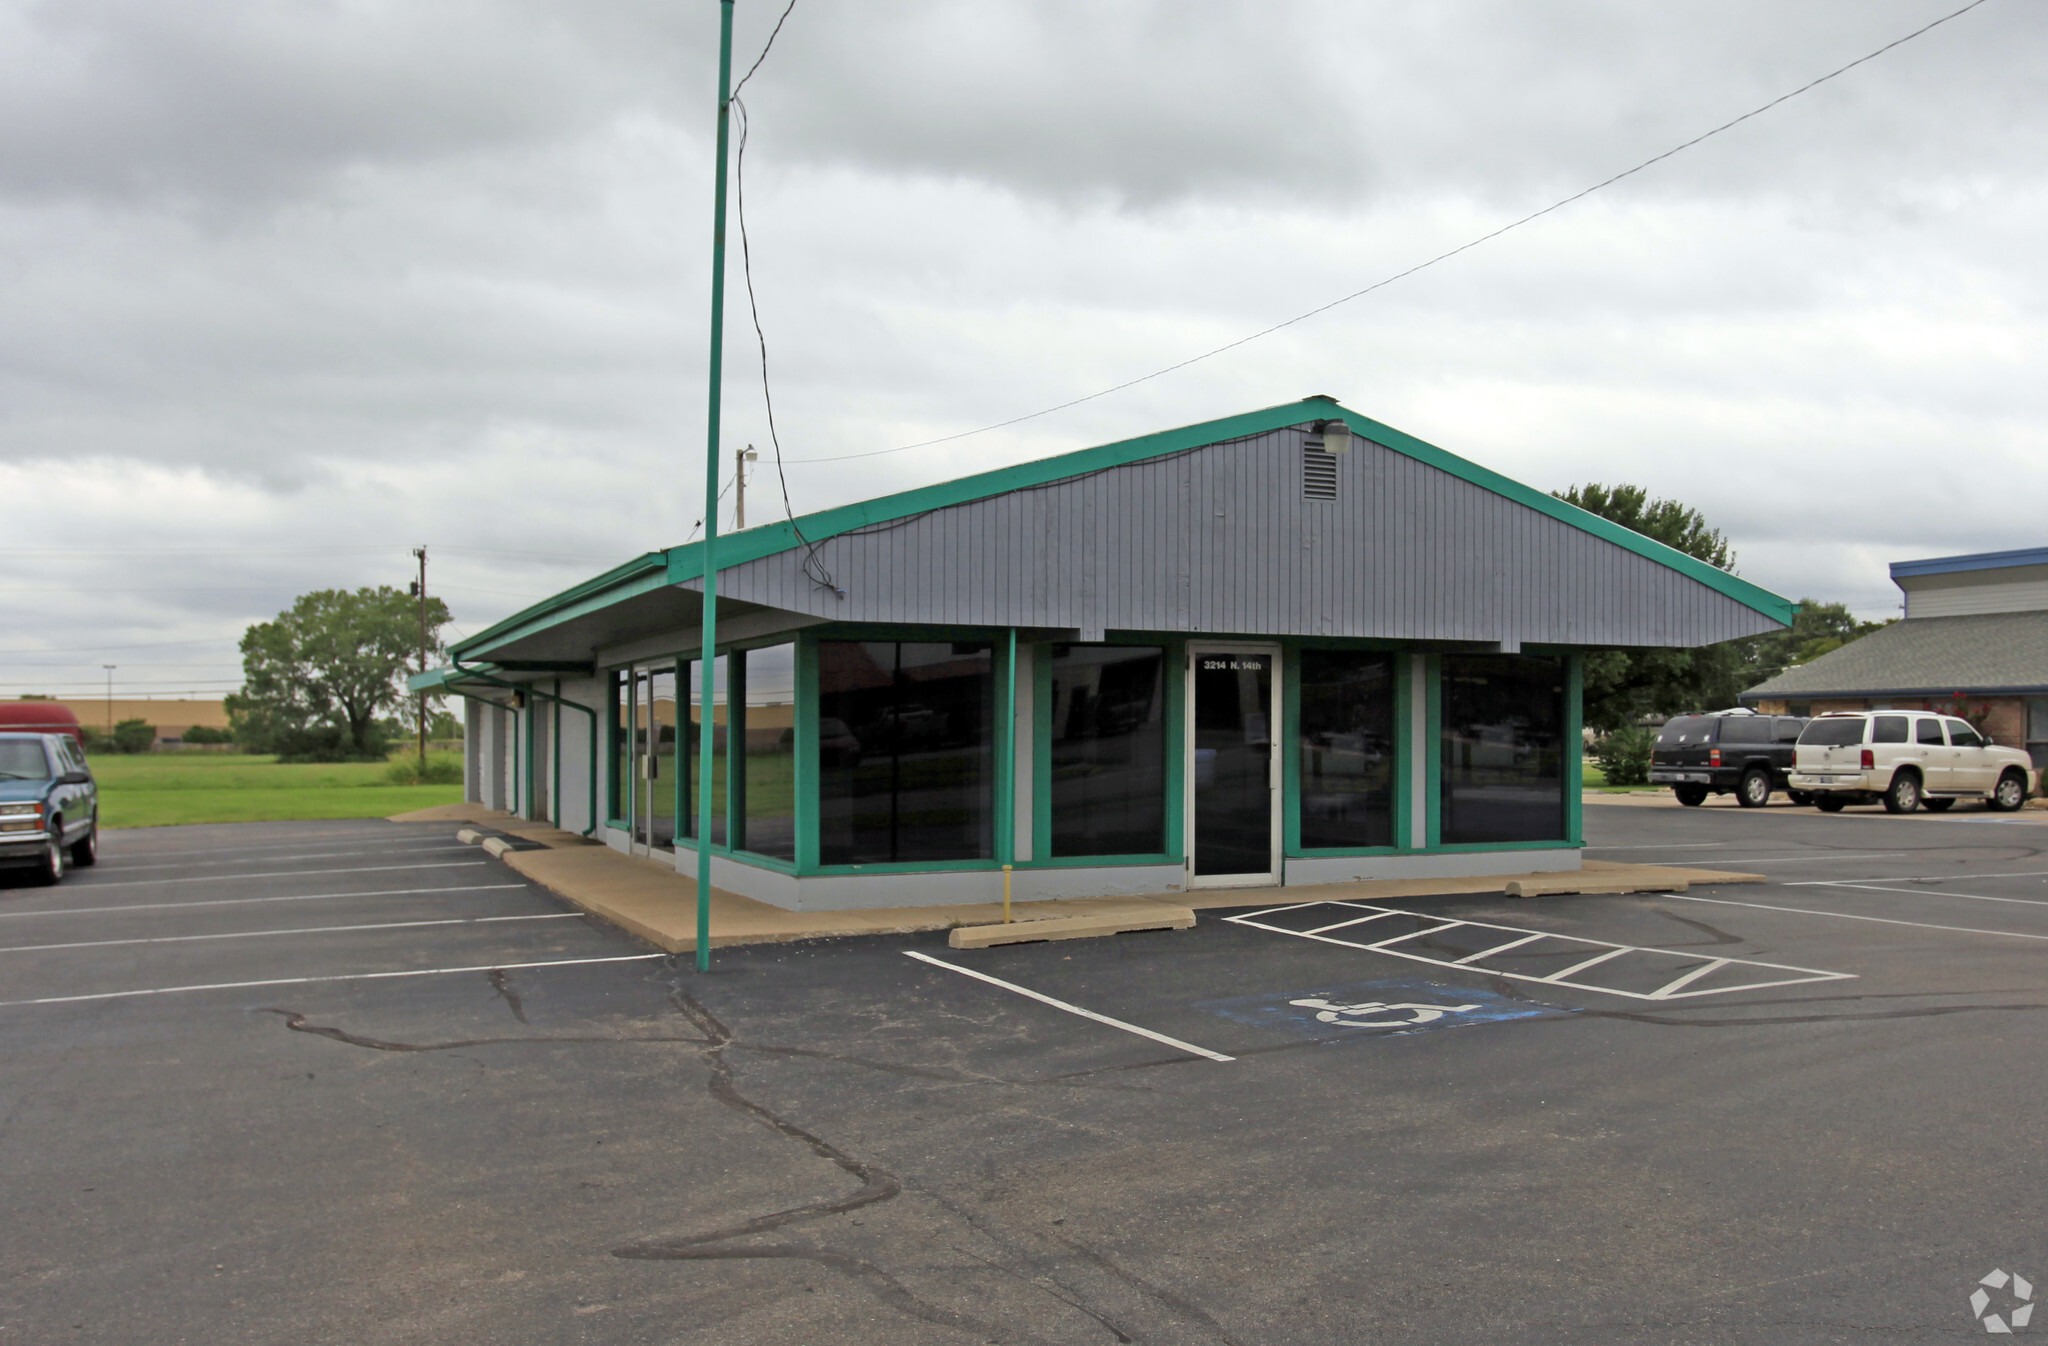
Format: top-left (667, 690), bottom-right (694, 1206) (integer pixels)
top-left (1790, 711), bottom-right (2035, 814)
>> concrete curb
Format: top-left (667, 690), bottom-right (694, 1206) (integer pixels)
top-left (948, 907), bottom-right (1197, 949)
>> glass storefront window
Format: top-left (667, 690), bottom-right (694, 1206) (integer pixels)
top-left (1298, 650), bottom-right (1395, 849)
top-left (818, 641), bottom-right (993, 865)
top-left (1047, 645), bottom-right (1167, 857)
top-left (647, 667), bottom-right (677, 850)
top-left (683, 655), bottom-right (729, 845)
top-left (1440, 654), bottom-right (1566, 845)
top-left (735, 644), bottom-right (797, 860)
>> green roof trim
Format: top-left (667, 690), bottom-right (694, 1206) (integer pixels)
top-left (410, 664), bottom-right (498, 694)
top-left (449, 551), bottom-right (670, 660)
top-left (456, 396), bottom-right (1793, 659)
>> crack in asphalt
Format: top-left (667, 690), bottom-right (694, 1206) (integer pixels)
top-left (610, 991), bottom-right (904, 1254)
top-left (486, 968), bottom-right (528, 1024)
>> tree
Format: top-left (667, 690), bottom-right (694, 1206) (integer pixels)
top-left (226, 586), bottom-right (452, 762)
top-left (111, 718), bottom-right (156, 754)
top-left (1742, 600), bottom-right (1893, 688)
top-left (1556, 484), bottom-right (1749, 731)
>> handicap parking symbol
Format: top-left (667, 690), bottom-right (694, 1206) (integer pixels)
top-left (1288, 996), bottom-right (1485, 1029)
top-left (1198, 976), bottom-right (1568, 1042)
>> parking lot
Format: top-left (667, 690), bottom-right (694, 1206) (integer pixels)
top-left (4, 803), bottom-right (2047, 1344)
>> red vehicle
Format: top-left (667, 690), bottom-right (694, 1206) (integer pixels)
top-left (0, 702), bottom-right (85, 747)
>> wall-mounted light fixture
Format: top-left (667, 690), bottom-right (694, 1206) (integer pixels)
top-left (1316, 418), bottom-right (1353, 455)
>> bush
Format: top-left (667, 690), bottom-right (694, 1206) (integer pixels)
top-left (181, 725), bottom-right (231, 745)
top-left (1592, 725), bottom-right (1656, 787)
top-left (271, 724), bottom-right (392, 763)
top-left (112, 718), bottom-right (157, 754)
top-left (385, 754), bottom-right (464, 786)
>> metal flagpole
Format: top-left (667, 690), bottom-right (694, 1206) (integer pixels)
top-left (696, 0), bottom-right (736, 973)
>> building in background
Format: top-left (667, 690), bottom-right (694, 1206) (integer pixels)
top-left (416, 397), bottom-right (1794, 913)
top-left (0, 698), bottom-right (231, 748)
top-left (1744, 546), bottom-right (2048, 768)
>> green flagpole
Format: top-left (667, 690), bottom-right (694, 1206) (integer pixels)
top-left (696, 0), bottom-right (735, 973)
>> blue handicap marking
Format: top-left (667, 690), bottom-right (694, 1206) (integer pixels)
top-left (1197, 976), bottom-right (1569, 1042)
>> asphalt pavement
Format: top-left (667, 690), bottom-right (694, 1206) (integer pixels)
top-left (3, 805), bottom-right (2046, 1344)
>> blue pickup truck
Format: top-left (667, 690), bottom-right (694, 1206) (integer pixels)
top-left (0, 732), bottom-right (99, 884)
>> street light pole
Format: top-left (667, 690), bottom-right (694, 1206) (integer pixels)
top-left (413, 546), bottom-right (429, 770)
top-left (695, 0), bottom-right (736, 973)
top-left (735, 445), bottom-right (757, 529)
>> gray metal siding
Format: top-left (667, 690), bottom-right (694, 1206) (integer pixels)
top-left (694, 427), bottom-right (1778, 646)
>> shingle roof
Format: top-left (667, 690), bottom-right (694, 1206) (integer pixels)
top-left (1741, 611), bottom-right (2048, 700)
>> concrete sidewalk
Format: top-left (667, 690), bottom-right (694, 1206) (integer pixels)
top-left (391, 804), bottom-right (1765, 955)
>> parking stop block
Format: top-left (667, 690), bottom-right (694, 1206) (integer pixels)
top-left (1504, 877), bottom-right (1688, 899)
top-left (949, 906), bottom-right (1197, 949)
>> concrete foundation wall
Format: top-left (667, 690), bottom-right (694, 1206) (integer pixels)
top-left (1285, 848), bottom-right (1580, 886)
top-left (649, 845), bottom-right (1580, 913)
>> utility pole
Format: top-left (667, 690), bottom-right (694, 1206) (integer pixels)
top-left (101, 666), bottom-right (115, 737)
top-left (411, 546), bottom-right (429, 770)
top-left (734, 445), bottom-right (758, 529)
top-left (695, 0), bottom-right (735, 974)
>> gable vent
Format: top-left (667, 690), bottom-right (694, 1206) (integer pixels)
top-left (1302, 444), bottom-right (1339, 501)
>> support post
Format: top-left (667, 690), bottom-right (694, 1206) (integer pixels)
top-left (996, 628), bottom-right (1017, 919)
top-left (695, 0), bottom-right (736, 973)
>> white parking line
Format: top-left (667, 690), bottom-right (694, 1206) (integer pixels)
top-left (1786, 869), bottom-right (2048, 886)
top-left (1226, 902), bottom-right (1854, 1000)
top-left (67, 862), bottom-right (487, 890)
top-left (1796, 881), bottom-right (2048, 908)
top-left (0, 884), bottom-right (530, 920)
top-left (93, 844), bottom-right (472, 873)
top-left (0, 912), bottom-right (583, 954)
top-left (1584, 843), bottom-right (1731, 851)
top-left (904, 950), bottom-right (1235, 1063)
top-left (1666, 893), bottom-right (2048, 942)
top-left (100, 830), bottom-right (449, 859)
top-left (0, 952), bottom-right (668, 1009)
top-left (1705, 853), bottom-right (1910, 865)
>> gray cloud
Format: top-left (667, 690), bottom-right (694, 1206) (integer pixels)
top-left (0, 0), bottom-right (2043, 699)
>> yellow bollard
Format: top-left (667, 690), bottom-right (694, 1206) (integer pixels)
top-left (1002, 864), bottom-right (1012, 923)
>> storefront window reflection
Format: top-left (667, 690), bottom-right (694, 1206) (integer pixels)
top-left (818, 641), bottom-right (993, 865)
top-left (735, 644), bottom-right (797, 860)
top-left (1440, 655), bottom-right (1566, 844)
top-left (1298, 650), bottom-right (1395, 849)
top-left (1048, 645), bottom-right (1166, 857)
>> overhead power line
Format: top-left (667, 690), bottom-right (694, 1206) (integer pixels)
top-left (784, 0), bottom-right (1997, 465)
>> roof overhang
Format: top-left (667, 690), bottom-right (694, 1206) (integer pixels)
top-left (1890, 546), bottom-right (2048, 581)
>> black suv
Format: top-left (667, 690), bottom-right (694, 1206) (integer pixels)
top-left (1648, 710), bottom-right (1811, 808)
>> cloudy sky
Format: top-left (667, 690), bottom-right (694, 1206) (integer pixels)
top-left (2, 0), bottom-right (2042, 702)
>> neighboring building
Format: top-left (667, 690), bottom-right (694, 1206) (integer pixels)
top-left (416, 397), bottom-right (1794, 913)
top-left (1743, 546), bottom-right (2048, 767)
top-left (0, 700), bottom-right (84, 745)
top-left (0, 698), bottom-right (232, 747)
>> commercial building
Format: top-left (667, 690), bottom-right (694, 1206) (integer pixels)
top-left (1744, 546), bottom-right (2048, 767)
top-left (417, 397), bottom-right (1793, 912)
top-left (0, 698), bottom-right (230, 747)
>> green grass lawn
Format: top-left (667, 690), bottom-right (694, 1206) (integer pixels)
top-left (90, 752), bottom-right (465, 828)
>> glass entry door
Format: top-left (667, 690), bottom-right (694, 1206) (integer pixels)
top-left (626, 665), bottom-right (678, 855)
top-left (1187, 645), bottom-right (1280, 887)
